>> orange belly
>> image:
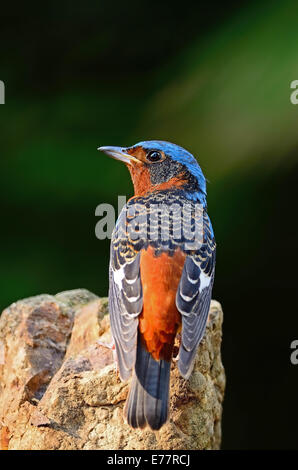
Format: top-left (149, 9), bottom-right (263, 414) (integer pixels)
top-left (139, 246), bottom-right (186, 361)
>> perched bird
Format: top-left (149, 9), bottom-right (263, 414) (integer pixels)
top-left (99, 141), bottom-right (216, 430)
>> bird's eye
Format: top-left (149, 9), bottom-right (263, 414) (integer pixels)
top-left (147, 151), bottom-right (162, 162)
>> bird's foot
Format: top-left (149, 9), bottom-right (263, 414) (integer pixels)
top-left (97, 339), bottom-right (115, 350)
top-left (172, 333), bottom-right (181, 362)
top-left (172, 354), bottom-right (180, 363)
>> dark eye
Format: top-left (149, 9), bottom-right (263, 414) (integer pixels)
top-left (147, 150), bottom-right (162, 162)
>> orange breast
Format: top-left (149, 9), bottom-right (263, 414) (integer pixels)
top-left (139, 246), bottom-right (186, 361)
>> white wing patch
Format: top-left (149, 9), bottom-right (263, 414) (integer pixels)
top-left (113, 266), bottom-right (125, 291)
top-left (199, 270), bottom-right (211, 292)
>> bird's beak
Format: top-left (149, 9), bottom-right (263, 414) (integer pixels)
top-left (98, 146), bottom-right (140, 166)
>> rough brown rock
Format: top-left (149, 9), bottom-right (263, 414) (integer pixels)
top-left (0, 289), bottom-right (225, 450)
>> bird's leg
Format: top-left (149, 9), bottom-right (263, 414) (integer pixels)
top-left (172, 353), bottom-right (180, 362)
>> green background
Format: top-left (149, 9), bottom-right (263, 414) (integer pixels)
top-left (1, 0), bottom-right (298, 449)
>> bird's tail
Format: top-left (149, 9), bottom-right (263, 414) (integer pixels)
top-left (124, 337), bottom-right (171, 430)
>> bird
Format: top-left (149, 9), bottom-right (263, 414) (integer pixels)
top-left (98, 140), bottom-right (216, 430)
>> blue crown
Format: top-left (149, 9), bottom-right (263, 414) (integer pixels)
top-left (133, 140), bottom-right (206, 196)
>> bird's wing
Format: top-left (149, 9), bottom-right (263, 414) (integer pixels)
top-left (176, 212), bottom-right (216, 379)
top-left (109, 203), bottom-right (145, 381)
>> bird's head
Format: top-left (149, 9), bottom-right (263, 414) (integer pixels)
top-left (99, 140), bottom-right (207, 203)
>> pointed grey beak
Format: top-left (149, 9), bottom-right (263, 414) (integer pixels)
top-left (98, 146), bottom-right (140, 165)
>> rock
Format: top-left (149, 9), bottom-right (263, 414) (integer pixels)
top-left (0, 289), bottom-right (225, 450)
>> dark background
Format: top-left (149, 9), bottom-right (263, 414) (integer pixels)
top-left (1, 0), bottom-right (298, 449)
